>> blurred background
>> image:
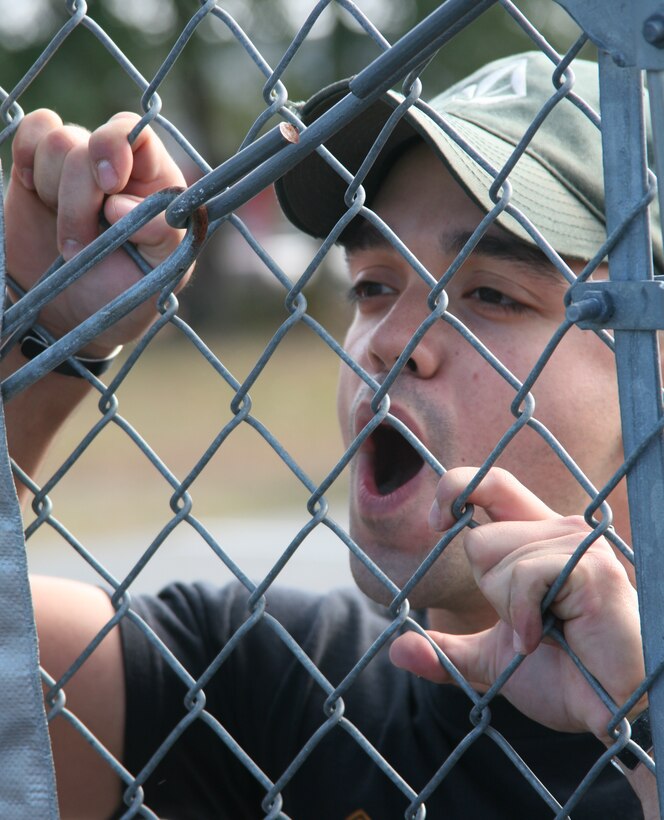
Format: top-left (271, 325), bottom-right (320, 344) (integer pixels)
top-left (0, 0), bottom-right (594, 593)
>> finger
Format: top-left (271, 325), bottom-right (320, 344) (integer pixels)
top-left (463, 514), bottom-right (589, 576)
top-left (11, 109), bottom-right (63, 191)
top-left (32, 124), bottom-right (91, 211)
top-left (88, 113), bottom-right (185, 196)
top-left (484, 551), bottom-right (571, 653)
top-left (87, 113), bottom-right (140, 194)
top-left (474, 531), bottom-right (624, 654)
top-left (56, 141), bottom-right (106, 260)
top-left (103, 194), bottom-right (186, 270)
top-left (389, 630), bottom-right (492, 690)
top-left (429, 466), bottom-right (558, 532)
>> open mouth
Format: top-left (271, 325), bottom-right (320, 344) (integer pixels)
top-left (370, 424), bottom-right (425, 496)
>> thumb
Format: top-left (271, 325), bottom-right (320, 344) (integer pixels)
top-left (104, 192), bottom-right (141, 225)
top-left (389, 629), bottom-right (494, 691)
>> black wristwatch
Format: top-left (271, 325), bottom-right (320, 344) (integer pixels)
top-left (614, 709), bottom-right (652, 771)
top-left (19, 328), bottom-right (121, 378)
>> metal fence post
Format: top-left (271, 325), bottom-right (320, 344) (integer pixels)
top-left (0, 167), bottom-right (59, 817)
top-left (598, 52), bottom-right (664, 812)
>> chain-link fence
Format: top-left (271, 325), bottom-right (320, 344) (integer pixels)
top-left (1, 0), bottom-right (664, 817)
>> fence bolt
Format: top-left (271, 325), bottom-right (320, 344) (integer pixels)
top-left (643, 13), bottom-right (664, 47)
top-left (566, 291), bottom-right (614, 324)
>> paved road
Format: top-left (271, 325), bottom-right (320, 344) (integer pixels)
top-left (27, 513), bottom-right (354, 594)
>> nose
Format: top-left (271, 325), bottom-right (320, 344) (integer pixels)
top-left (367, 291), bottom-right (441, 379)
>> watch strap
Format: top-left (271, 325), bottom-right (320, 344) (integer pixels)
top-left (615, 709), bottom-right (652, 771)
top-left (19, 328), bottom-right (121, 378)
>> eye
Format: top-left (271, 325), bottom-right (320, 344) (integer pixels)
top-left (347, 280), bottom-right (397, 303)
top-left (467, 286), bottom-right (527, 313)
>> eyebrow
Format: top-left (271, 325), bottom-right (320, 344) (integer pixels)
top-left (340, 218), bottom-right (391, 253)
top-left (444, 230), bottom-right (561, 280)
top-left (342, 220), bottom-right (563, 282)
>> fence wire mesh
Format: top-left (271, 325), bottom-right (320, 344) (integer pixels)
top-left (0, 0), bottom-right (663, 818)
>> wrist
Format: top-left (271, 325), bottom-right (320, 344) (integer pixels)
top-left (610, 708), bottom-right (653, 773)
top-left (18, 327), bottom-right (122, 378)
top-left (617, 750), bottom-right (659, 820)
top-left (4, 283), bottom-right (122, 362)
top-left (29, 318), bottom-right (122, 361)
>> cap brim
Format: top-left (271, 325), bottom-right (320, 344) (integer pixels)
top-left (276, 85), bottom-right (608, 262)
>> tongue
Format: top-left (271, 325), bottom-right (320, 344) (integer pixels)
top-left (373, 426), bottom-right (424, 496)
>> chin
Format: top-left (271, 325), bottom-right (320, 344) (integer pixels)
top-left (347, 524), bottom-right (480, 614)
top-left (348, 548), bottom-right (458, 611)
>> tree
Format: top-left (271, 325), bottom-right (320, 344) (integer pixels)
top-left (0, 0), bottom-right (593, 331)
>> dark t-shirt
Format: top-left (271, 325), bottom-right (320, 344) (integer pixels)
top-left (119, 582), bottom-right (642, 819)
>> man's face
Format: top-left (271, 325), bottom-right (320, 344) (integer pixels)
top-left (337, 143), bottom-right (626, 628)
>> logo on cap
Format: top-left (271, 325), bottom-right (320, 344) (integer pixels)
top-left (450, 58), bottom-right (527, 106)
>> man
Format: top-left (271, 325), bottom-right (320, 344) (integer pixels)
top-left (2, 51), bottom-right (658, 818)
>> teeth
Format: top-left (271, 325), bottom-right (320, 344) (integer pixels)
top-left (372, 425), bottom-right (424, 496)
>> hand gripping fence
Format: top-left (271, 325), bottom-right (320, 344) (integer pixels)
top-left (1, 1), bottom-right (664, 818)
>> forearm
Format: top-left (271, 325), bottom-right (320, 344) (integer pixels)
top-left (1, 346), bottom-right (93, 505)
top-left (607, 724), bottom-right (658, 820)
top-left (623, 762), bottom-right (659, 820)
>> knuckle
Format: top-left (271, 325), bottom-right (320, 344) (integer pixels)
top-left (511, 559), bottom-right (530, 585)
top-left (558, 514), bottom-right (589, 535)
top-left (27, 108), bottom-right (62, 126)
top-left (108, 111), bottom-right (141, 124)
top-left (586, 549), bottom-right (624, 581)
top-left (90, 117), bottom-right (134, 152)
top-left (441, 466), bottom-right (475, 495)
top-left (13, 110), bottom-right (60, 159)
top-left (64, 140), bottom-right (94, 168)
top-left (41, 124), bottom-right (88, 157)
top-left (17, 108), bottom-right (58, 133)
top-left (489, 466), bottom-right (512, 487)
top-left (510, 559), bottom-right (539, 602)
top-left (484, 466), bottom-right (516, 496)
top-left (445, 465), bottom-right (474, 480)
top-left (566, 514), bottom-right (588, 529)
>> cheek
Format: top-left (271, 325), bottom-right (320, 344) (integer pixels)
top-left (462, 356), bottom-right (524, 417)
top-left (443, 363), bottom-right (520, 467)
top-left (337, 321), bottom-right (377, 444)
top-left (516, 338), bottom-right (623, 485)
top-left (336, 368), bottom-right (353, 446)
top-left (337, 336), bottom-right (367, 447)
top-left (541, 332), bottom-right (620, 426)
top-left (462, 329), bottom-right (544, 405)
top-left (342, 318), bottom-right (370, 364)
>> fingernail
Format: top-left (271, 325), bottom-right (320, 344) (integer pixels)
top-left (61, 239), bottom-right (83, 261)
top-left (95, 159), bottom-right (118, 192)
top-left (428, 497), bottom-right (441, 531)
top-left (512, 630), bottom-right (524, 654)
top-left (18, 167), bottom-right (34, 190)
